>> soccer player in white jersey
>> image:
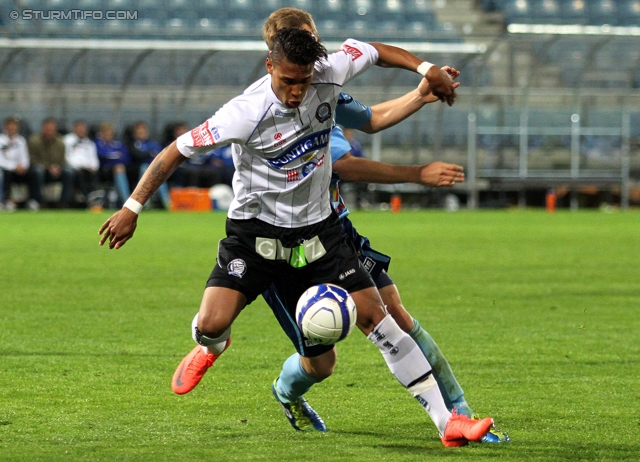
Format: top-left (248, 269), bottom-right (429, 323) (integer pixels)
top-left (99, 27), bottom-right (493, 446)
top-left (254, 8), bottom-right (507, 443)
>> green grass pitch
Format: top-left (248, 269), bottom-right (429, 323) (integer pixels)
top-left (1, 209), bottom-right (639, 461)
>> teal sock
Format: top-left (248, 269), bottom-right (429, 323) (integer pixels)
top-left (275, 354), bottom-right (319, 403)
top-left (409, 318), bottom-right (473, 416)
top-left (113, 171), bottom-right (130, 203)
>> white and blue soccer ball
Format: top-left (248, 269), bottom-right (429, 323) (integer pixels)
top-left (295, 283), bottom-right (357, 346)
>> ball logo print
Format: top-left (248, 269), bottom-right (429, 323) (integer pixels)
top-left (295, 284), bottom-right (357, 345)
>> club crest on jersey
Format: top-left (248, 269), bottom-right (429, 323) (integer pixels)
top-left (341, 44), bottom-right (363, 61)
top-left (268, 128), bottom-right (330, 169)
top-left (315, 103), bottom-right (332, 123)
top-left (190, 121), bottom-right (215, 147)
top-left (227, 259), bottom-right (247, 278)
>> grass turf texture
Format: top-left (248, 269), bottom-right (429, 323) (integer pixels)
top-left (1, 209), bottom-right (638, 461)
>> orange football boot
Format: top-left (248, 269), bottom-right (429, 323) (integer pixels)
top-left (171, 338), bottom-right (231, 395)
top-left (441, 410), bottom-right (493, 447)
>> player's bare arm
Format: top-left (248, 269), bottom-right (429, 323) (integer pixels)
top-left (98, 141), bottom-right (187, 249)
top-left (333, 153), bottom-right (464, 187)
top-left (369, 43), bottom-right (457, 106)
top-left (360, 67), bottom-right (460, 134)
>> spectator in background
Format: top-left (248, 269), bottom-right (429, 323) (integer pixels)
top-left (127, 121), bottom-right (170, 209)
top-left (0, 116), bottom-right (30, 211)
top-left (163, 121), bottom-right (191, 188)
top-left (95, 122), bottom-right (131, 207)
top-left (64, 120), bottom-right (102, 210)
top-left (342, 128), bottom-right (368, 209)
top-left (28, 117), bottom-right (74, 210)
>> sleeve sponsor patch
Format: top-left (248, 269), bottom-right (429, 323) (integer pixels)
top-left (190, 121), bottom-right (217, 147)
top-left (341, 44), bottom-right (363, 61)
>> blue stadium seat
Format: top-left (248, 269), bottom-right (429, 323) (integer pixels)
top-left (105, 0), bottom-right (134, 9)
top-left (349, 0), bottom-right (374, 19)
top-left (404, 0), bottom-right (433, 15)
top-left (76, 0), bottom-right (104, 8)
top-left (227, 0), bottom-right (254, 16)
top-left (193, 16), bottom-right (223, 36)
top-left (377, 0), bottom-right (405, 21)
top-left (44, 0), bottom-right (75, 8)
top-left (504, 0), bottom-right (532, 24)
top-left (558, 0), bottom-right (588, 24)
top-left (587, 0), bottom-right (617, 25)
top-left (314, 0), bottom-right (346, 33)
top-left (616, 0), bottom-right (640, 26)
top-left (135, 9), bottom-right (168, 34)
top-left (15, 0), bottom-right (47, 9)
top-left (532, 0), bottom-right (562, 24)
top-left (254, 0), bottom-right (284, 19)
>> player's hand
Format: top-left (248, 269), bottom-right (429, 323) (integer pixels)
top-left (418, 67), bottom-right (460, 103)
top-left (98, 208), bottom-right (138, 249)
top-left (418, 162), bottom-right (464, 187)
top-left (425, 66), bottom-right (458, 106)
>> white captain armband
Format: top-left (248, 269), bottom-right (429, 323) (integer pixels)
top-left (124, 198), bottom-right (143, 215)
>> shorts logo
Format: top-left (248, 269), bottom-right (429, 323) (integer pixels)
top-left (190, 121), bottom-right (215, 147)
top-left (341, 44), bottom-right (363, 61)
top-left (315, 103), bottom-right (332, 123)
top-left (227, 259), bottom-right (247, 278)
top-left (338, 268), bottom-right (356, 280)
top-left (362, 257), bottom-right (376, 273)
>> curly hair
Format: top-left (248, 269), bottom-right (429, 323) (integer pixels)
top-left (262, 8), bottom-right (319, 51)
top-left (271, 27), bottom-right (327, 67)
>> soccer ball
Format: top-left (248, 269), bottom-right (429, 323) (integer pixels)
top-left (295, 283), bottom-right (357, 346)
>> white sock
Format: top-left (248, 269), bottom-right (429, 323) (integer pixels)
top-left (368, 314), bottom-right (452, 435)
top-left (191, 312), bottom-right (230, 355)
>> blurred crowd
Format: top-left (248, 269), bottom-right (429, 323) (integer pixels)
top-left (0, 116), bottom-right (234, 212)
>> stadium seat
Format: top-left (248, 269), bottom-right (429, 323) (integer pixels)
top-left (76, 0), bottom-right (104, 8)
top-left (105, 0), bottom-right (134, 9)
top-left (349, 0), bottom-right (374, 19)
top-left (587, 0), bottom-right (617, 25)
top-left (192, 16), bottom-right (223, 35)
top-left (532, 0), bottom-right (562, 24)
top-left (314, 0), bottom-right (346, 34)
top-left (558, 0), bottom-right (588, 25)
top-left (227, 0), bottom-right (254, 15)
top-left (253, 0), bottom-right (283, 20)
top-left (405, 0), bottom-right (433, 15)
top-left (377, 0), bottom-right (405, 21)
top-left (504, 0), bottom-right (532, 24)
top-left (45, 0), bottom-right (74, 8)
top-left (15, 0), bottom-right (47, 9)
top-left (616, 0), bottom-right (640, 26)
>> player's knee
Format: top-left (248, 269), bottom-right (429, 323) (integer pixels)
top-left (196, 311), bottom-right (231, 339)
top-left (302, 350), bottom-right (336, 381)
top-left (385, 301), bottom-right (413, 333)
top-left (355, 304), bottom-right (388, 334)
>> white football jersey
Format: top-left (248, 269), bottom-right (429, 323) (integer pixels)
top-left (177, 39), bottom-right (378, 228)
top-left (0, 133), bottom-right (29, 171)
